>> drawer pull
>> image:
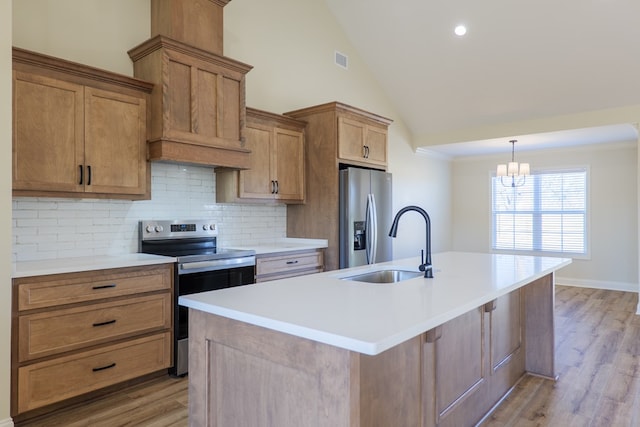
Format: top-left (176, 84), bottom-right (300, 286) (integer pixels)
top-left (92, 284), bottom-right (117, 290)
top-left (92, 362), bottom-right (116, 372)
top-left (286, 260), bottom-right (299, 265)
top-left (93, 319), bottom-right (117, 327)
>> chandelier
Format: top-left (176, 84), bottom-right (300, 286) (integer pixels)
top-left (496, 139), bottom-right (530, 187)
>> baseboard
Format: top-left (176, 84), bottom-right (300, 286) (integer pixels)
top-left (0, 417), bottom-right (14, 427)
top-left (555, 276), bottom-right (638, 293)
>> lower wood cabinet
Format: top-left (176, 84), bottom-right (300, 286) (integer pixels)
top-left (11, 264), bottom-right (174, 418)
top-left (422, 288), bottom-right (525, 427)
top-left (187, 273), bottom-right (555, 426)
top-left (255, 249), bottom-right (324, 282)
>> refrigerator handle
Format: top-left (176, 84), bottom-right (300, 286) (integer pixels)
top-left (365, 195), bottom-right (372, 264)
top-left (366, 193), bottom-right (378, 264)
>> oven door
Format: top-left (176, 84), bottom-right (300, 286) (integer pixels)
top-left (173, 263), bottom-right (255, 376)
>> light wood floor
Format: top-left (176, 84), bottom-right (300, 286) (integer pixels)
top-left (481, 285), bottom-right (640, 427)
top-left (17, 374), bottom-right (189, 427)
top-left (17, 285), bottom-right (640, 426)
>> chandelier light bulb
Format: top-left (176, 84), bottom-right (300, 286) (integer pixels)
top-left (496, 140), bottom-right (530, 188)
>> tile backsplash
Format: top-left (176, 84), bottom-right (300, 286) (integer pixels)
top-left (12, 162), bottom-right (287, 262)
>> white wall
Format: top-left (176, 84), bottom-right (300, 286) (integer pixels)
top-left (11, 0), bottom-right (452, 263)
top-left (1, 2), bottom-right (12, 425)
top-left (452, 142), bottom-right (638, 291)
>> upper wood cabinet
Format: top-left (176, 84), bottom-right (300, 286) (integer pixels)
top-left (216, 107), bottom-right (306, 204)
top-left (128, 36), bottom-right (253, 169)
top-left (12, 48), bottom-right (153, 200)
top-left (284, 102), bottom-right (392, 270)
top-left (338, 116), bottom-right (389, 168)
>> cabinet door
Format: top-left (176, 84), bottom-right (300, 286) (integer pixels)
top-left (239, 123), bottom-right (274, 199)
top-left (13, 71), bottom-right (84, 192)
top-left (273, 127), bottom-right (304, 202)
top-left (164, 49), bottom-right (244, 150)
top-left (84, 87), bottom-right (148, 195)
top-left (423, 308), bottom-right (489, 427)
top-left (364, 125), bottom-right (387, 166)
top-left (337, 116), bottom-right (366, 162)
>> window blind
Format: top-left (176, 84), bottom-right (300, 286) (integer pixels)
top-left (492, 168), bottom-right (587, 255)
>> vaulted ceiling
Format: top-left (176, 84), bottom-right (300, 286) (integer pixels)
top-left (324, 0), bottom-right (640, 157)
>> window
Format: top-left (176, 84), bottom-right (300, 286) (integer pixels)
top-left (492, 168), bottom-right (588, 256)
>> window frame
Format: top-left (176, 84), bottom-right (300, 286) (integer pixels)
top-left (489, 166), bottom-right (590, 260)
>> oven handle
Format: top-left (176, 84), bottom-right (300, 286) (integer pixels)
top-left (178, 256), bottom-right (256, 274)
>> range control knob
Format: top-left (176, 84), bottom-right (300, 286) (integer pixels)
top-left (155, 225), bottom-right (164, 232)
top-left (145, 224), bottom-right (155, 233)
top-left (209, 224), bottom-right (216, 230)
top-left (202, 225), bottom-right (209, 231)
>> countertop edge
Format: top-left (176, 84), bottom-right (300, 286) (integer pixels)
top-left (12, 254), bottom-right (177, 278)
top-left (234, 238), bottom-right (328, 255)
top-left (179, 253), bottom-right (572, 355)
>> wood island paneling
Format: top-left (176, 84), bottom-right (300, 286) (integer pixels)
top-left (187, 273), bottom-right (556, 426)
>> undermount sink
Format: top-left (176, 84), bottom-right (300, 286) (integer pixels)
top-left (341, 269), bottom-right (423, 284)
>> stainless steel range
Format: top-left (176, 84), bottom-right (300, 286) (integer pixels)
top-left (139, 219), bottom-right (255, 376)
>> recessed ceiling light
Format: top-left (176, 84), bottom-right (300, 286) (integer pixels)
top-left (454, 25), bottom-right (467, 36)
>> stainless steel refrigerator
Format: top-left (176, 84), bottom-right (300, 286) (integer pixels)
top-left (339, 167), bottom-right (393, 268)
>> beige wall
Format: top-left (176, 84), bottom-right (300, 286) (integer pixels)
top-left (12, 0), bottom-right (149, 76)
top-left (452, 142), bottom-right (638, 291)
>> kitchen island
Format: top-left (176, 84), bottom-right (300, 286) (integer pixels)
top-left (179, 251), bottom-right (570, 427)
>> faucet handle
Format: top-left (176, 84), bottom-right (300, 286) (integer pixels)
top-left (418, 249), bottom-right (425, 271)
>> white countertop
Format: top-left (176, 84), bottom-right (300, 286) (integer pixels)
top-left (12, 253), bottom-right (177, 278)
top-left (233, 238), bottom-right (328, 255)
top-left (11, 238), bottom-right (325, 278)
top-left (179, 251), bottom-right (571, 356)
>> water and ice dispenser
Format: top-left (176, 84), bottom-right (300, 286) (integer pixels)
top-left (353, 221), bottom-right (366, 250)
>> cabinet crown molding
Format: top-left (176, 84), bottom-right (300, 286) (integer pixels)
top-left (127, 35), bottom-right (253, 74)
top-left (285, 101), bottom-right (393, 126)
top-left (13, 47), bottom-right (154, 93)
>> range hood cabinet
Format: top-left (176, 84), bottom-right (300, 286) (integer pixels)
top-left (128, 35), bottom-right (253, 169)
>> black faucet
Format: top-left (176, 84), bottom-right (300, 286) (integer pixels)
top-left (388, 205), bottom-right (433, 278)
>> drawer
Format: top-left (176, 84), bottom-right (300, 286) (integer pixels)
top-left (16, 264), bottom-right (173, 311)
top-left (255, 267), bottom-right (324, 283)
top-left (19, 293), bottom-right (171, 362)
top-left (17, 332), bottom-right (171, 414)
top-left (256, 250), bottom-right (323, 278)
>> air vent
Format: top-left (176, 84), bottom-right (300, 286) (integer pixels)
top-left (335, 51), bottom-right (348, 70)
